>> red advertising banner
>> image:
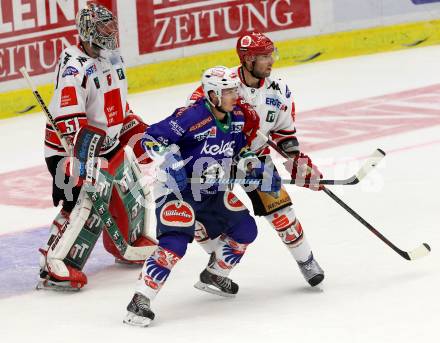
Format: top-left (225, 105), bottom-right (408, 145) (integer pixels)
top-left (0, 0), bottom-right (116, 84)
top-left (136, 0), bottom-right (311, 54)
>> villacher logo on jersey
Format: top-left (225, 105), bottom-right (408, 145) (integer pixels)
top-left (160, 200), bottom-right (195, 227)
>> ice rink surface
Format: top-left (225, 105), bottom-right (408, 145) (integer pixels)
top-left (0, 45), bottom-right (439, 342)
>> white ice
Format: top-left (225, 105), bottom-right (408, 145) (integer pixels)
top-left (0, 45), bottom-right (439, 343)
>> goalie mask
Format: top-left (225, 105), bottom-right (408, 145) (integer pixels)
top-left (76, 3), bottom-right (119, 51)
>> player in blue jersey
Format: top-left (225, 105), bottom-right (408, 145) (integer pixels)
top-left (123, 66), bottom-right (281, 327)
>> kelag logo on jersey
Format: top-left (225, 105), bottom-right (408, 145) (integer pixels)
top-left (201, 140), bottom-right (235, 157)
top-left (411, 0), bottom-right (440, 4)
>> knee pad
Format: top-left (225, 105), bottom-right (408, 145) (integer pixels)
top-left (227, 215), bottom-right (258, 245)
top-left (266, 207), bottom-right (304, 247)
top-left (194, 221), bottom-right (220, 254)
top-left (158, 232), bottom-right (191, 258)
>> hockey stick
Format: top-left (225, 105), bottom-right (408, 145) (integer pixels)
top-left (322, 187), bottom-right (431, 260)
top-left (257, 130), bottom-right (431, 261)
top-left (189, 148), bottom-right (385, 186)
top-left (19, 67), bottom-right (70, 153)
top-left (20, 67), bottom-right (156, 261)
top-left (256, 131), bottom-right (386, 186)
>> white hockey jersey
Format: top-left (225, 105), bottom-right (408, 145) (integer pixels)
top-left (45, 44), bottom-right (129, 157)
top-left (188, 65), bottom-right (297, 154)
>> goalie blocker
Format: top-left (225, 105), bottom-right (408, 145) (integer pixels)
top-left (39, 124), bottom-right (156, 291)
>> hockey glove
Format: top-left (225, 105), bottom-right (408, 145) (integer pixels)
top-left (246, 161), bottom-right (281, 193)
top-left (284, 152), bottom-right (323, 191)
top-left (236, 97), bottom-right (260, 145)
top-left (160, 152), bottom-right (188, 193)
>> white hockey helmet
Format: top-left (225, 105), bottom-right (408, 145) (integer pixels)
top-left (76, 3), bottom-right (119, 51)
top-left (202, 66), bottom-right (240, 107)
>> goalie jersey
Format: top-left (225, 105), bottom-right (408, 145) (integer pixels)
top-left (45, 44), bottom-right (129, 157)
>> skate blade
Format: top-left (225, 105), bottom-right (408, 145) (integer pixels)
top-left (308, 273), bottom-right (325, 287)
top-left (36, 280), bottom-right (81, 292)
top-left (123, 312), bottom-right (152, 327)
top-left (193, 281), bottom-right (236, 298)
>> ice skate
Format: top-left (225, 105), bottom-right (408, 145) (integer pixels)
top-left (194, 268), bottom-right (239, 297)
top-left (123, 292), bottom-right (155, 327)
top-left (297, 252), bottom-right (324, 287)
top-left (36, 270), bottom-right (83, 292)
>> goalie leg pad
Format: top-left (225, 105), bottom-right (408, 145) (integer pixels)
top-left (41, 188), bottom-right (104, 289)
top-left (39, 209), bottom-right (70, 276)
top-left (100, 147), bottom-right (156, 263)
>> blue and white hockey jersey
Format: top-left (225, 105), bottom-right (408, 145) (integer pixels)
top-left (144, 98), bottom-right (251, 195)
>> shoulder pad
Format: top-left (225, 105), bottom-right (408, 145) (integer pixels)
top-left (59, 47), bottom-right (94, 78)
top-left (266, 76), bottom-right (292, 100)
top-left (173, 106), bottom-right (189, 118)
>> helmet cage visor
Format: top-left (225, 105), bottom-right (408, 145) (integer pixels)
top-left (93, 17), bottom-right (119, 50)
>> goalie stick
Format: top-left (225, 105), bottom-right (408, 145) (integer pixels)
top-left (257, 130), bottom-right (431, 261)
top-left (20, 67), bottom-right (156, 261)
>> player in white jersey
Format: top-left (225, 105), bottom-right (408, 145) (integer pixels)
top-left (39, 3), bottom-right (154, 291)
top-left (189, 32), bottom-right (324, 287)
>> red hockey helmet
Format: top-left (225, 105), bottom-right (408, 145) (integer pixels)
top-left (236, 32), bottom-right (275, 63)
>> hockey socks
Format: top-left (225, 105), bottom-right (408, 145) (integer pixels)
top-left (194, 235), bottom-right (249, 297)
top-left (207, 234), bottom-right (249, 277)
